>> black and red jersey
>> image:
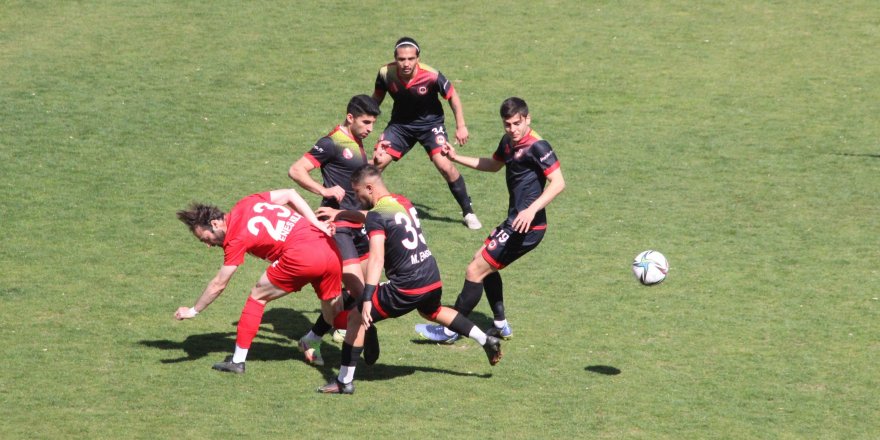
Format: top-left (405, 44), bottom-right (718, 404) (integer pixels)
top-left (374, 62), bottom-right (454, 125)
top-left (492, 129), bottom-right (561, 229)
top-left (303, 125), bottom-right (368, 213)
top-left (365, 194), bottom-right (442, 294)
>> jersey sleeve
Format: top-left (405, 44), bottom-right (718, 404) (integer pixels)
top-left (492, 138), bottom-right (507, 162)
top-left (374, 67), bottom-right (388, 95)
top-left (365, 211), bottom-right (386, 239)
top-left (223, 238), bottom-right (247, 266)
top-left (305, 137), bottom-right (336, 167)
top-left (530, 140), bottom-right (560, 175)
top-left (436, 71), bottom-right (455, 100)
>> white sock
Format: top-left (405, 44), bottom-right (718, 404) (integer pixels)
top-left (493, 319), bottom-right (508, 329)
top-left (232, 344), bottom-right (248, 363)
top-left (468, 328), bottom-right (487, 346)
top-left (338, 365), bottom-right (356, 384)
top-left (443, 327), bottom-right (457, 337)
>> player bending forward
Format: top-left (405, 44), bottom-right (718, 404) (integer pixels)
top-left (318, 165), bottom-right (502, 395)
top-left (175, 189), bottom-right (344, 373)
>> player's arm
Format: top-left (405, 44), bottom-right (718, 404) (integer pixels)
top-left (442, 142), bottom-right (504, 172)
top-left (268, 188), bottom-right (333, 236)
top-left (361, 233), bottom-right (386, 328)
top-left (175, 264), bottom-right (238, 320)
top-left (446, 88), bottom-right (469, 145)
top-left (371, 88), bottom-right (386, 106)
top-left (289, 156), bottom-right (344, 202)
top-left (511, 168), bottom-right (566, 233)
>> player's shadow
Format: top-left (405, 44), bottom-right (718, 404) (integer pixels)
top-left (138, 307), bottom-right (327, 364)
top-left (585, 365), bottom-right (622, 375)
top-left (833, 152), bottom-right (880, 159)
top-left (411, 203), bottom-right (461, 225)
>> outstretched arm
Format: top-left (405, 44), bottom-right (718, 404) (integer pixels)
top-left (442, 142), bottom-right (504, 172)
top-left (175, 264), bottom-right (238, 319)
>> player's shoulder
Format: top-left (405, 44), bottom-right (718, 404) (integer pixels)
top-left (417, 63), bottom-right (440, 74)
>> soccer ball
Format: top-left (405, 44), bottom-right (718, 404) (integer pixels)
top-left (632, 250), bottom-right (669, 285)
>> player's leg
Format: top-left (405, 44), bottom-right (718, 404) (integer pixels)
top-left (296, 238), bottom-right (345, 366)
top-left (213, 272), bottom-right (289, 373)
top-left (420, 305), bottom-right (502, 366)
top-left (374, 125), bottom-right (415, 171)
top-left (423, 129), bottom-right (480, 229)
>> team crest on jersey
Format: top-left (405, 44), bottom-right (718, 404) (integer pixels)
top-left (487, 239), bottom-right (498, 250)
top-left (343, 148), bottom-right (353, 159)
top-left (514, 148), bottom-right (526, 160)
top-left (417, 86), bottom-right (428, 95)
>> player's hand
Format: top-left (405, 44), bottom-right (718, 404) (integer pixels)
top-left (320, 185), bottom-right (345, 203)
top-left (512, 208), bottom-right (536, 233)
top-left (455, 126), bottom-right (469, 146)
top-left (441, 141), bottom-right (458, 160)
top-left (314, 220), bottom-right (334, 237)
top-left (372, 140), bottom-right (392, 165)
top-left (174, 306), bottom-right (197, 320)
top-left (361, 301), bottom-right (373, 329)
top-left (315, 206), bottom-right (340, 221)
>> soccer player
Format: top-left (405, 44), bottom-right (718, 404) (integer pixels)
top-left (415, 97), bottom-right (566, 343)
top-left (174, 188), bottom-right (343, 374)
top-left (288, 94), bottom-right (381, 364)
top-left (371, 36), bottom-right (482, 230)
top-left (317, 165), bottom-right (502, 395)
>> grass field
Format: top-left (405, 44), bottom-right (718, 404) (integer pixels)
top-left (1, 1), bottom-right (878, 438)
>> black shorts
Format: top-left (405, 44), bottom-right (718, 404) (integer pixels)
top-left (366, 283), bottom-right (443, 322)
top-left (481, 222), bottom-right (546, 270)
top-left (334, 226), bottom-right (369, 266)
top-left (381, 121), bottom-right (448, 159)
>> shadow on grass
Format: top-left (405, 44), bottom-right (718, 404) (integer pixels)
top-left (138, 307), bottom-right (328, 365)
top-left (412, 202), bottom-right (461, 225)
top-left (833, 152), bottom-right (880, 159)
top-left (585, 365), bottom-right (622, 375)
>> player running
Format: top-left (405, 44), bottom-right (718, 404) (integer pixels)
top-left (371, 36), bottom-right (482, 230)
top-left (415, 97), bottom-right (566, 343)
top-left (174, 189), bottom-right (343, 373)
top-left (317, 165), bottom-right (502, 395)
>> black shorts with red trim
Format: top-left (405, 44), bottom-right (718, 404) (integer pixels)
top-left (333, 225), bottom-right (369, 266)
top-left (481, 222), bottom-right (546, 270)
top-left (368, 281), bottom-right (443, 322)
top-left (380, 121), bottom-right (449, 159)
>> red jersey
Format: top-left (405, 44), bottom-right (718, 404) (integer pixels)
top-left (222, 192), bottom-right (317, 266)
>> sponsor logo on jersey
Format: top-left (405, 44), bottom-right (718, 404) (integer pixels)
top-left (343, 148), bottom-right (353, 159)
top-left (514, 148), bottom-right (526, 160)
top-left (540, 151), bottom-right (554, 162)
top-left (312, 145), bottom-right (324, 153)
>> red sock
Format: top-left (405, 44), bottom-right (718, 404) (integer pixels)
top-left (333, 309), bottom-right (349, 330)
top-left (236, 297), bottom-right (265, 349)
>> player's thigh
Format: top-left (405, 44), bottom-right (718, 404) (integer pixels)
top-left (481, 225), bottom-right (546, 270)
top-left (381, 124), bottom-right (417, 160)
top-left (250, 271), bottom-right (290, 302)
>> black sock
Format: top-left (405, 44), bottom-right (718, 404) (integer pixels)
top-left (453, 279), bottom-right (484, 316)
top-left (446, 312), bottom-right (476, 338)
top-left (340, 343), bottom-right (364, 366)
top-left (484, 272), bottom-right (505, 321)
top-left (447, 175), bottom-right (474, 215)
top-left (310, 314), bottom-right (332, 337)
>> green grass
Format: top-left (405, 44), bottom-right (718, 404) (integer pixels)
top-left (1, 0), bottom-right (878, 438)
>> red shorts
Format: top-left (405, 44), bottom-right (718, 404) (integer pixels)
top-left (266, 235), bottom-right (343, 300)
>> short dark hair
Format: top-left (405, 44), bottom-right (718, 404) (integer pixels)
top-left (347, 94), bottom-right (381, 118)
top-left (350, 164), bottom-right (383, 186)
top-left (394, 36), bottom-right (420, 57)
top-left (500, 97), bottom-right (529, 119)
top-left (176, 203), bottom-right (225, 233)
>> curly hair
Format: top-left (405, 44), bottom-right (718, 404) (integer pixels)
top-left (176, 203), bottom-right (225, 233)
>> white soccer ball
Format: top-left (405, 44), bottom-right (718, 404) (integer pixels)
top-left (632, 250), bottom-right (669, 285)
